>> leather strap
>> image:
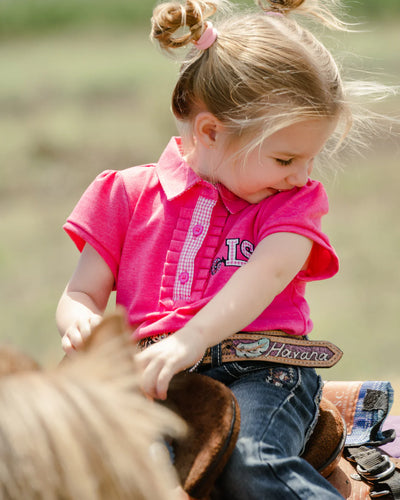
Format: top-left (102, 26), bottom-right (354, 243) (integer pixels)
top-left (137, 331), bottom-right (343, 369)
top-left (345, 446), bottom-right (400, 499)
top-left (201, 332), bottom-right (343, 368)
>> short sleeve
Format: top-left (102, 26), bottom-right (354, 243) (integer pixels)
top-left (256, 180), bottom-right (339, 281)
top-left (63, 170), bottom-right (131, 280)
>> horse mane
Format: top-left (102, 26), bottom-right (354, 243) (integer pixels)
top-left (0, 313), bottom-right (185, 500)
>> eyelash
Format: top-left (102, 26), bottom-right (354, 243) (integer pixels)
top-left (275, 158), bottom-right (293, 166)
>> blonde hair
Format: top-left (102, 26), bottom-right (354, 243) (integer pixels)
top-left (0, 334), bottom-right (184, 500)
top-left (151, 0), bottom-right (353, 154)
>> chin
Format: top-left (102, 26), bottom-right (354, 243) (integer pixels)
top-left (244, 194), bottom-right (270, 204)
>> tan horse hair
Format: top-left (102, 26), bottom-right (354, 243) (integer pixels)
top-left (0, 313), bottom-right (185, 500)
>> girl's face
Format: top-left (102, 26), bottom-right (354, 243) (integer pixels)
top-left (211, 118), bottom-right (336, 204)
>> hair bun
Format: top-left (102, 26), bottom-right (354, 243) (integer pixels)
top-left (151, 0), bottom-right (217, 51)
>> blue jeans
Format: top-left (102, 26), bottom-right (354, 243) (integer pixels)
top-left (198, 355), bottom-right (344, 499)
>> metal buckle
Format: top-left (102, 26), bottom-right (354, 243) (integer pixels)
top-left (356, 454), bottom-right (396, 483)
top-left (370, 490), bottom-right (392, 498)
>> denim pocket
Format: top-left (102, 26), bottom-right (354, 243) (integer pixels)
top-left (222, 362), bottom-right (299, 392)
top-left (222, 361), bottom-right (273, 378)
top-left (264, 365), bottom-right (299, 391)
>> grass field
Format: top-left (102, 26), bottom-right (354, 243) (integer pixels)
top-left (0, 17), bottom-right (399, 408)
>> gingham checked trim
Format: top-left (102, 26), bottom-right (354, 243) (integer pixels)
top-left (173, 196), bottom-right (217, 300)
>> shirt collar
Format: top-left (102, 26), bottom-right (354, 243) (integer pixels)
top-left (156, 137), bottom-right (250, 214)
top-left (217, 183), bottom-right (250, 214)
top-left (156, 137), bottom-right (202, 200)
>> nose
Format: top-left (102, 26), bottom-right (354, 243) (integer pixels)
top-left (287, 161), bottom-right (313, 188)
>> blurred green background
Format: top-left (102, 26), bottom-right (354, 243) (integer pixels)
top-left (0, 0), bottom-right (399, 406)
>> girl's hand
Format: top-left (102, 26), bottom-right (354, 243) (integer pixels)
top-left (135, 330), bottom-right (207, 400)
top-left (61, 314), bottom-right (102, 355)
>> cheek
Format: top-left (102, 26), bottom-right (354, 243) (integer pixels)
top-left (237, 172), bottom-right (255, 191)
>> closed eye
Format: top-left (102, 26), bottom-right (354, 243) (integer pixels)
top-left (275, 158), bottom-right (293, 166)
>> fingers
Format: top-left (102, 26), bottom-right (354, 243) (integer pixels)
top-left (88, 315), bottom-right (102, 330)
top-left (136, 345), bottom-right (197, 400)
top-left (135, 333), bottom-right (207, 400)
top-left (136, 353), bottom-right (173, 400)
top-left (148, 366), bottom-right (174, 401)
top-left (61, 335), bottom-right (76, 355)
top-left (61, 315), bottom-right (102, 354)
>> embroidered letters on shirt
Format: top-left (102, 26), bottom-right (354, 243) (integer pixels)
top-left (173, 196), bottom-right (217, 301)
top-left (211, 238), bottom-right (254, 275)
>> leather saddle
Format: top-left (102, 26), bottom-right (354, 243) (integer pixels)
top-left (168, 373), bottom-right (398, 500)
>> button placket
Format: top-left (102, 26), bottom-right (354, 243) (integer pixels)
top-left (173, 196), bottom-right (217, 301)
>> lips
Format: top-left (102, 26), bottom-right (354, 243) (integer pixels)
top-left (273, 188), bottom-right (293, 194)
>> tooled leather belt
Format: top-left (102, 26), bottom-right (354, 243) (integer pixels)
top-left (202, 332), bottom-right (342, 368)
top-left (137, 331), bottom-right (343, 369)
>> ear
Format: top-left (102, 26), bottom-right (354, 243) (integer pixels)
top-left (193, 112), bottom-right (224, 148)
top-left (82, 307), bottom-right (130, 352)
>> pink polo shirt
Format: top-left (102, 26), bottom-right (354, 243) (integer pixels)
top-left (64, 137), bottom-right (338, 340)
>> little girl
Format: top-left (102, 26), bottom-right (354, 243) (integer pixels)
top-left (57, 0), bottom-right (355, 498)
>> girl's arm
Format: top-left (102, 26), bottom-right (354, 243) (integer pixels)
top-left (136, 232), bottom-right (313, 400)
top-left (56, 243), bottom-right (114, 354)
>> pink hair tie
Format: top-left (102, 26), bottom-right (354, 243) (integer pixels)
top-left (194, 22), bottom-right (218, 50)
top-left (265, 11), bottom-right (284, 17)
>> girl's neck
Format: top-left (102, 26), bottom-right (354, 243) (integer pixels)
top-left (183, 144), bottom-right (217, 184)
